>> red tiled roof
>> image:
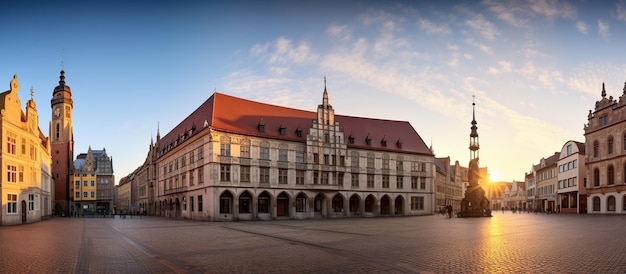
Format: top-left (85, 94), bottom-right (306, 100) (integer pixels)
top-left (159, 92), bottom-right (432, 156)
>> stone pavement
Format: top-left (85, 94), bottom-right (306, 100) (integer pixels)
top-left (1, 212), bottom-right (625, 273)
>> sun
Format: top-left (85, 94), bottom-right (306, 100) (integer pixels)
top-left (489, 171), bottom-right (499, 182)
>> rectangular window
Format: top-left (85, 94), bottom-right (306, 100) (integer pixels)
top-left (337, 172), bottom-right (344, 185)
top-left (411, 177), bottom-right (418, 189)
top-left (420, 178), bottom-right (426, 190)
top-left (351, 173), bottom-right (359, 187)
top-left (396, 160), bottom-right (403, 171)
top-left (382, 159), bottom-right (389, 170)
top-left (279, 149), bottom-right (288, 161)
top-left (220, 164), bottom-right (231, 181)
top-left (240, 166), bottom-right (251, 182)
top-left (197, 147), bottom-right (203, 160)
top-left (367, 156), bottom-right (375, 168)
top-left (7, 165), bottom-right (17, 183)
top-left (7, 194), bottom-right (17, 213)
top-left (91, 180), bottom-right (95, 187)
top-left (28, 194), bottom-right (35, 210)
top-left (198, 195), bottom-right (203, 211)
top-left (75, 192), bottom-right (80, 199)
top-left (197, 167), bottom-right (204, 184)
top-left (367, 174), bottom-right (375, 188)
top-left (220, 144), bottom-right (231, 156)
top-left (7, 135), bottom-right (16, 155)
top-left (397, 176), bottom-right (404, 189)
top-left (278, 169), bottom-right (288, 184)
top-left (260, 147), bottom-right (270, 160)
top-left (76, 180), bottom-right (80, 187)
top-left (323, 154), bottom-right (329, 165)
top-left (189, 170), bottom-right (195, 186)
top-left (259, 167), bottom-right (270, 183)
top-left (240, 145), bottom-right (250, 158)
top-left (339, 156), bottom-right (345, 166)
top-left (332, 155), bottom-right (336, 166)
top-left (18, 166), bottom-right (24, 182)
top-left (181, 155), bottom-right (186, 167)
top-left (189, 151), bottom-right (195, 164)
top-left (313, 171), bottom-right (318, 184)
top-left (84, 180), bottom-right (88, 187)
top-left (83, 192), bottom-right (88, 198)
top-left (382, 175), bottom-right (389, 188)
top-left (313, 153), bottom-right (319, 164)
top-left (295, 151), bottom-right (305, 163)
top-left (91, 191), bottom-right (95, 198)
top-left (351, 155), bottom-right (359, 167)
top-left (296, 170), bottom-right (305, 185)
top-left (190, 196), bottom-right (194, 212)
top-left (321, 172), bottom-right (329, 184)
top-left (411, 196), bottom-right (424, 210)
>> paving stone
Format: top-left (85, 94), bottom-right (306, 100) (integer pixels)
top-left (0, 212), bottom-right (625, 273)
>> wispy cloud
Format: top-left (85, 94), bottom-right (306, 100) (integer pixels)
top-left (597, 20), bottom-right (610, 41)
top-left (527, 0), bottom-right (576, 19)
top-left (615, 2), bottom-right (626, 21)
top-left (575, 21), bottom-right (588, 34)
top-left (327, 24), bottom-right (352, 41)
top-left (465, 14), bottom-right (500, 40)
top-left (418, 18), bottom-right (452, 35)
top-left (488, 60), bottom-right (513, 75)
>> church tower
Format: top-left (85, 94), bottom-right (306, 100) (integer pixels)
top-left (50, 69), bottom-right (74, 216)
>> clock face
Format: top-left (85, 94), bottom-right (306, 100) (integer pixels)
top-left (54, 107), bottom-right (60, 118)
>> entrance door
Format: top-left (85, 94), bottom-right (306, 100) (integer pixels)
top-left (276, 197), bottom-right (289, 216)
top-left (21, 201), bottom-right (27, 224)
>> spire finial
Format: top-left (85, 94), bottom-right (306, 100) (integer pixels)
top-left (324, 75), bottom-right (327, 89)
top-left (61, 50), bottom-right (65, 71)
top-left (602, 82), bottom-right (606, 98)
top-left (30, 86), bottom-right (34, 99)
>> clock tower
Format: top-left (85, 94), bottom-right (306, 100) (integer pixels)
top-left (50, 69), bottom-right (74, 216)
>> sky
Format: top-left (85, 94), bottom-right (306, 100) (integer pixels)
top-left (3, 0), bottom-right (626, 183)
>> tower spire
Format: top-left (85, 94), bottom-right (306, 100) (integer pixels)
top-left (469, 95), bottom-right (479, 160)
top-left (322, 76), bottom-right (329, 107)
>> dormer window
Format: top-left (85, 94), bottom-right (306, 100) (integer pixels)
top-left (295, 128), bottom-right (302, 137)
top-left (381, 137), bottom-right (387, 147)
top-left (365, 135), bottom-right (372, 145)
top-left (396, 139), bottom-right (403, 149)
top-left (279, 125), bottom-right (286, 136)
top-left (258, 120), bottom-right (265, 133)
top-left (348, 134), bottom-right (354, 144)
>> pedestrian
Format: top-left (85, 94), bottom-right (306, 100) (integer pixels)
top-left (447, 205), bottom-right (453, 218)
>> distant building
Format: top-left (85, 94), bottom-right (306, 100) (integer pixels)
top-left (584, 83), bottom-right (626, 214)
top-left (556, 140), bottom-right (587, 214)
top-left (50, 70), bottom-right (74, 216)
top-left (434, 157), bottom-right (463, 212)
top-left (534, 152), bottom-right (560, 213)
top-left (141, 83), bottom-right (435, 221)
top-left (0, 75), bottom-right (53, 225)
top-left (70, 147), bottom-right (114, 215)
top-left (503, 181), bottom-right (525, 210)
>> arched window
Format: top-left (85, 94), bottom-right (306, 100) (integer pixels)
top-left (594, 168), bottom-right (600, 187)
top-left (55, 123), bottom-right (60, 140)
top-left (593, 197), bottom-right (601, 211)
top-left (608, 136), bottom-right (614, 154)
top-left (608, 165), bottom-right (615, 185)
top-left (593, 140), bottom-right (599, 157)
top-left (607, 196), bottom-right (616, 211)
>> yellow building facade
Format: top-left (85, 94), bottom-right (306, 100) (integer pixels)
top-left (1, 75), bottom-right (53, 225)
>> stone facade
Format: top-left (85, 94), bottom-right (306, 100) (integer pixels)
top-left (584, 83), bottom-right (626, 214)
top-left (0, 75), bottom-right (53, 225)
top-left (135, 85), bottom-right (435, 221)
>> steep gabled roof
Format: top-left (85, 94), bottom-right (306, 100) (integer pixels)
top-left (159, 92), bottom-right (433, 156)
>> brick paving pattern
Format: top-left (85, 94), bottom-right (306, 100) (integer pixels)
top-left (1, 212), bottom-right (625, 273)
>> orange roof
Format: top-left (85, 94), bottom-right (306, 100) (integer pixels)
top-left (159, 92), bottom-right (432, 156)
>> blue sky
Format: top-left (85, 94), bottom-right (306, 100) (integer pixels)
top-left (3, 0), bottom-right (626, 183)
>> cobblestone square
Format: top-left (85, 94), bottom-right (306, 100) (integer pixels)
top-left (1, 212), bottom-right (625, 273)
